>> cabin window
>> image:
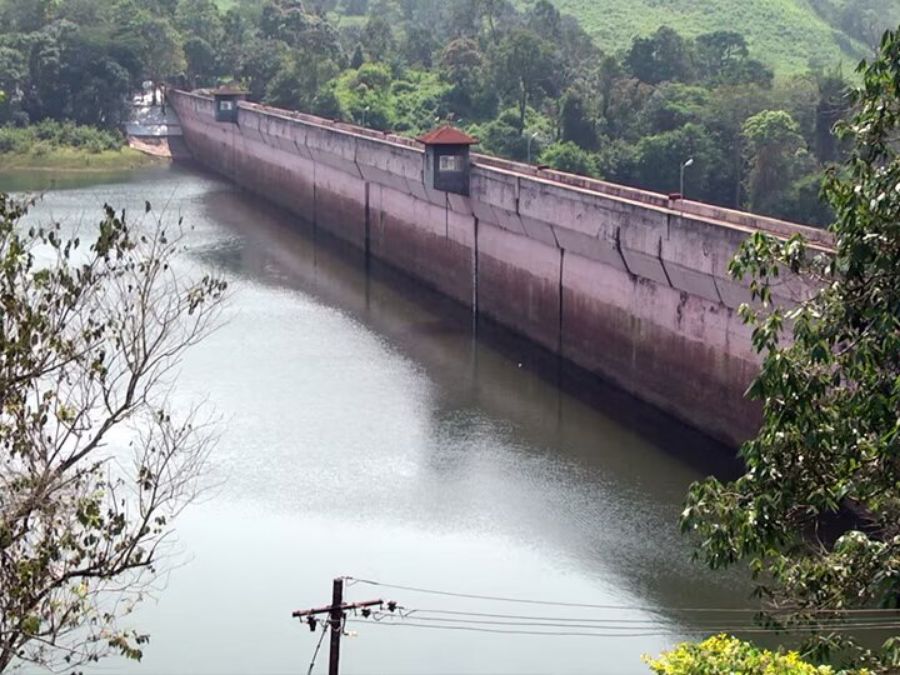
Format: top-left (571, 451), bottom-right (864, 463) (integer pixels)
top-left (219, 100), bottom-right (234, 111)
top-left (439, 155), bottom-right (463, 172)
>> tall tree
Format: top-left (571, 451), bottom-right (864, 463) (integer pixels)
top-left (492, 28), bottom-right (557, 133)
top-left (742, 109), bottom-right (814, 216)
top-left (814, 68), bottom-right (850, 164)
top-left (625, 26), bottom-right (695, 85)
top-left (681, 28), bottom-right (900, 672)
top-left (559, 87), bottom-right (597, 150)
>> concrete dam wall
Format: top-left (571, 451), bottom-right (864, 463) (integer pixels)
top-left (169, 89), bottom-right (826, 446)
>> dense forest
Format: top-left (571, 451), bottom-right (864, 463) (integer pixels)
top-left (0, 0), bottom-right (875, 224)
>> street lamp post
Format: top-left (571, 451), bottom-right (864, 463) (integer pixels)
top-left (362, 105), bottom-right (370, 127)
top-left (526, 132), bottom-right (540, 164)
top-left (680, 157), bottom-right (694, 200)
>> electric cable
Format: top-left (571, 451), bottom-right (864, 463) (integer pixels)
top-left (391, 612), bottom-right (900, 632)
top-left (346, 577), bottom-right (900, 616)
top-left (403, 608), bottom-right (900, 627)
top-left (347, 616), bottom-right (900, 639)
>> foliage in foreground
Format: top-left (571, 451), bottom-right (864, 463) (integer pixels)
top-left (0, 195), bottom-right (227, 671)
top-left (645, 635), bottom-right (841, 674)
top-left (681, 27), bottom-right (900, 673)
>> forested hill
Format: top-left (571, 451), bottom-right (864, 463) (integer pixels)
top-left (545, 0), bottom-right (900, 75)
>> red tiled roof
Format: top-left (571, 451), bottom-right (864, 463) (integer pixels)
top-left (416, 125), bottom-right (478, 145)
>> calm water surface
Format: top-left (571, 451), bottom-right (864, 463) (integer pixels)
top-left (2, 165), bottom-right (749, 675)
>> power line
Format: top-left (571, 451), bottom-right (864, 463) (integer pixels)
top-left (348, 616), bottom-right (900, 639)
top-left (405, 608), bottom-right (900, 627)
top-left (407, 608), bottom-right (742, 625)
top-left (396, 612), bottom-right (900, 632)
top-left (346, 577), bottom-right (900, 616)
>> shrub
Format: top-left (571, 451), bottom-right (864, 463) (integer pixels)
top-left (0, 122), bottom-right (122, 155)
top-left (30, 140), bottom-right (51, 157)
top-left (644, 635), bottom-right (844, 674)
top-left (0, 127), bottom-right (27, 153)
top-left (539, 141), bottom-right (599, 177)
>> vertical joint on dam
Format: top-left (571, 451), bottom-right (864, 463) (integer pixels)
top-left (472, 217), bottom-right (480, 318)
top-left (364, 182), bottom-right (371, 260)
top-left (558, 247), bottom-right (565, 357)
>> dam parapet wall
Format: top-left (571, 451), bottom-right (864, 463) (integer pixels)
top-left (170, 89), bottom-right (822, 445)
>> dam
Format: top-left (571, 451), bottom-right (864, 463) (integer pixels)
top-left (168, 88), bottom-right (825, 445)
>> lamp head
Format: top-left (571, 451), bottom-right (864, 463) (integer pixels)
top-left (683, 158), bottom-right (694, 168)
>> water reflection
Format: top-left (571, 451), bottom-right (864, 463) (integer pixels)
top-left (4, 165), bottom-right (751, 675)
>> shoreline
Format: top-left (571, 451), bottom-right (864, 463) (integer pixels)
top-left (0, 147), bottom-right (167, 173)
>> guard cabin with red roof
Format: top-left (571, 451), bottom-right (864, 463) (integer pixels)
top-left (417, 125), bottom-right (477, 196)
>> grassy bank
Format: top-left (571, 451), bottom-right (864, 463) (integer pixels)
top-left (0, 121), bottom-right (164, 172)
top-left (0, 146), bottom-right (163, 171)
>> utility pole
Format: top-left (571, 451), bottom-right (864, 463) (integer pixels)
top-left (292, 578), bottom-right (388, 675)
top-left (328, 579), bottom-right (342, 675)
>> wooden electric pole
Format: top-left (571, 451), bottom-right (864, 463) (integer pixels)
top-left (292, 578), bottom-right (387, 675)
top-left (328, 578), bottom-right (343, 675)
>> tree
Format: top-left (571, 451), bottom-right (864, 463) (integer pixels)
top-left (559, 88), bottom-right (598, 150)
top-left (183, 36), bottom-right (219, 88)
top-left (332, 62), bottom-right (394, 129)
top-left (350, 43), bottom-right (364, 69)
top-left (638, 83), bottom-right (711, 135)
top-left (681, 28), bottom-right (900, 672)
top-left (814, 68), bottom-right (851, 164)
top-left (362, 14), bottom-right (395, 62)
top-left (218, 8), bottom-right (249, 78)
top-left (114, 12), bottom-right (185, 94)
top-left (527, 0), bottom-right (561, 42)
top-left (0, 196), bottom-right (227, 671)
top-left (401, 24), bottom-right (436, 68)
top-left (439, 37), bottom-right (485, 116)
top-left (695, 31), bottom-right (773, 87)
top-left (742, 109), bottom-right (816, 217)
top-left (265, 50), bottom-right (340, 112)
top-left (539, 141), bottom-right (598, 176)
top-left (260, 0), bottom-right (309, 45)
top-left (493, 29), bottom-right (557, 133)
top-left (240, 37), bottom-right (289, 101)
top-left (61, 39), bottom-right (132, 127)
top-left (474, 109), bottom-right (529, 160)
top-left (706, 83), bottom-right (773, 208)
top-left (174, 0), bottom-right (223, 46)
top-left (625, 26), bottom-right (694, 85)
top-left (0, 0), bottom-right (55, 33)
top-left (633, 122), bottom-right (718, 198)
top-left (0, 46), bottom-right (25, 124)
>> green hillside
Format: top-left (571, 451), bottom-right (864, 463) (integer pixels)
top-left (542, 0), bottom-right (874, 73)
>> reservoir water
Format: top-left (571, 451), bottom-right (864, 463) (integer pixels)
top-left (2, 165), bottom-right (750, 675)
